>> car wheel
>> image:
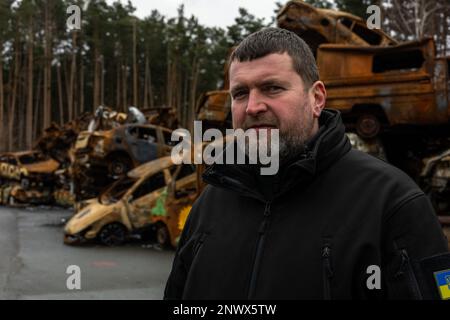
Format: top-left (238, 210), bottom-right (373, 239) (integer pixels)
top-left (156, 223), bottom-right (171, 248)
top-left (98, 223), bottom-right (128, 246)
top-left (108, 157), bottom-right (132, 177)
top-left (356, 114), bottom-right (380, 139)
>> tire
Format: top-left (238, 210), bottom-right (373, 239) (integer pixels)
top-left (98, 223), bottom-right (128, 246)
top-left (156, 223), bottom-right (171, 248)
top-left (356, 114), bottom-right (381, 139)
top-left (108, 156), bottom-right (132, 177)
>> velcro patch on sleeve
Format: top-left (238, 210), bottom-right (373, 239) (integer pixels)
top-left (415, 252), bottom-right (450, 300)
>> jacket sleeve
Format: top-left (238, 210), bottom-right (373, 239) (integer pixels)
top-left (381, 192), bottom-right (450, 299)
top-left (163, 214), bottom-right (191, 300)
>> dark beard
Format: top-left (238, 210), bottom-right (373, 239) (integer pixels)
top-left (278, 133), bottom-right (307, 165)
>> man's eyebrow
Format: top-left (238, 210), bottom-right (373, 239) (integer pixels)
top-left (256, 78), bottom-right (289, 87)
top-left (230, 84), bottom-right (248, 94)
top-left (230, 78), bottom-right (289, 93)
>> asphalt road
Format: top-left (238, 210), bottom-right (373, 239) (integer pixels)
top-left (0, 205), bottom-right (175, 300)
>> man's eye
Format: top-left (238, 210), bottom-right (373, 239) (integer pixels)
top-left (233, 91), bottom-right (247, 100)
top-left (265, 86), bottom-right (283, 93)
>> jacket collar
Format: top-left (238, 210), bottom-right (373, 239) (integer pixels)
top-left (202, 109), bottom-right (351, 202)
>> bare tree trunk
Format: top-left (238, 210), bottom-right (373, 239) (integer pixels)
top-left (68, 31), bottom-right (77, 120)
top-left (189, 61), bottom-right (200, 132)
top-left (132, 18), bottom-right (138, 107)
top-left (93, 45), bottom-right (100, 109)
top-left (18, 78), bottom-right (25, 150)
top-left (143, 54), bottom-right (154, 109)
top-left (43, 1), bottom-right (52, 129)
top-left (122, 63), bottom-right (127, 111)
top-left (26, 16), bottom-right (34, 148)
top-left (57, 63), bottom-right (64, 125)
top-left (100, 55), bottom-right (104, 106)
top-left (149, 64), bottom-right (154, 109)
top-left (79, 61), bottom-right (84, 114)
top-left (116, 62), bottom-right (121, 109)
top-left (34, 70), bottom-right (42, 141)
top-left (166, 46), bottom-right (171, 108)
top-left (0, 44), bottom-right (4, 152)
top-left (8, 37), bottom-right (20, 151)
top-left (143, 54), bottom-right (148, 108)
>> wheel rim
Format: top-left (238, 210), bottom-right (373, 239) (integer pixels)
top-left (156, 225), bottom-right (169, 246)
top-left (356, 114), bottom-right (380, 138)
top-left (99, 224), bottom-right (126, 246)
top-left (112, 162), bottom-right (125, 175)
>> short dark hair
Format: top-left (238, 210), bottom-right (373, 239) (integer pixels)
top-left (229, 28), bottom-right (319, 88)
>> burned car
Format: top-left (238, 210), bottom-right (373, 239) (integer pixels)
top-left (72, 124), bottom-right (182, 200)
top-left (277, 0), bottom-right (397, 56)
top-left (0, 151), bottom-right (59, 205)
top-left (64, 156), bottom-right (197, 247)
top-left (196, 90), bottom-right (232, 132)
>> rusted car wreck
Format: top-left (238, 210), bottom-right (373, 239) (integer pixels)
top-left (64, 156), bottom-right (198, 247)
top-left (71, 123), bottom-right (181, 201)
top-left (278, 0), bottom-right (450, 138)
top-left (0, 151), bottom-right (59, 205)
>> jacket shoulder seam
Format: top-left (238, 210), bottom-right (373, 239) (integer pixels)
top-left (383, 191), bottom-right (425, 223)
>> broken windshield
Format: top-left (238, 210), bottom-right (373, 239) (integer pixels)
top-left (100, 177), bottom-right (136, 204)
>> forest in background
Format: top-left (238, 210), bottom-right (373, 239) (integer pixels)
top-left (0, 0), bottom-right (449, 152)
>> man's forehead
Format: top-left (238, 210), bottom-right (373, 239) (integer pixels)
top-left (229, 53), bottom-right (296, 85)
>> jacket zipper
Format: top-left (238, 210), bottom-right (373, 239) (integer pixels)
top-left (247, 201), bottom-right (271, 299)
top-left (193, 232), bottom-right (208, 258)
top-left (322, 244), bottom-right (334, 300)
top-left (395, 249), bottom-right (423, 300)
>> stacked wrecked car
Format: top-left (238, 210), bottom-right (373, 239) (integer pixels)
top-left (0, 151), bottom-right (60, 205)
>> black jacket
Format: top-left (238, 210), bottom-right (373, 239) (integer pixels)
top-left (164, 109), bottom-right (450, 300)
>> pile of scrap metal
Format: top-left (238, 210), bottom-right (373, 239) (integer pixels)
top-left (49, 105), bottom-right (181, 206)
top-left (63, 137), bottom-right (218, 247)
top-left (0, 151), bottom-right (59, 205)
top-left (0, 105), bottom-right (183, 208)
top-left (70, 107), bottom-right (183, 201)
top-left (146, 106), bottom-right (179, 130)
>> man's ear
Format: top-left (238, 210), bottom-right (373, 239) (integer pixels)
top-left (310, 81), bottom-right (326, 118)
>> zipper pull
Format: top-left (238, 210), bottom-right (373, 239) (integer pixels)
top-left (395, 249), bottom-right (409, 278)
top-left (263, 202), bottom-right (271, 217)
top-left (258, 202), bottom-right (272, 234)
top-left (322, 245), bottom-right (334, 277)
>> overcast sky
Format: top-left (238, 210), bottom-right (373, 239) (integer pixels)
top-left (106, 0), bottom-right (281, 28)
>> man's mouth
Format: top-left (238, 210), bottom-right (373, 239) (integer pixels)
top-left (248, 125), bottom-right (277, 130)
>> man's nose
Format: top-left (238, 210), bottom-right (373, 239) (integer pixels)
top-left (246, 90), bottom-right (267, 116)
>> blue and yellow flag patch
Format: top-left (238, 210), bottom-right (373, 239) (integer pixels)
top-left (434, 269), bottom-right (450, 300)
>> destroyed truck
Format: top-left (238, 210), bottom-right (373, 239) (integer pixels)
top-left (72, 123), bottom-right (182, 200)
top-left (276, 1), bottom-right (450, 225)
top-left (277, 0), bottom-right (397, 53)
top-left (0, 151), bottom-right (59, 205)
top-left (278, 0), bottom-right (450, 139)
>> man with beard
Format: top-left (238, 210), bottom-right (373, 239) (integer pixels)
top-left (164, 28), bottom-right (450, 300)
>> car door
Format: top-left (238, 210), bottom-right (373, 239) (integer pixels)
top-left (124, 169), bottom-right (169, 228)
top-left (159, 128), bottom-right (177, 156)
top-left (127, 126), bottom-right (158, 164)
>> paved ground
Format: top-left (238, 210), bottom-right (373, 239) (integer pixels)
top-left (0, 206), bottom-right (175, 300)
